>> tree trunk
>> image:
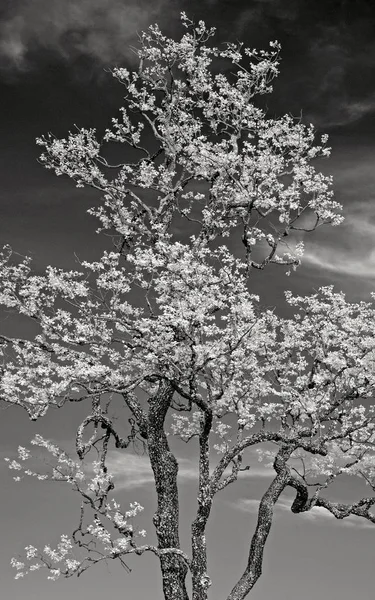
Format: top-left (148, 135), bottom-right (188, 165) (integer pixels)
top-left (191, 518), bottom-right (210, 600)
top-left (147, 382), bottom-right (189, 600)
top-left (191, 410), bottom-right (213, 600)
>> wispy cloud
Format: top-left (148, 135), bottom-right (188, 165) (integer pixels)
top-left (305, 22), bottom-right (375, 129)
top-left (236, 496), bottom-right (375, 529)
top-left (0, 0), bottom-right (172, 73)
top-left (303, 244), bottom-right (375, 279)
top-left (239, 465), bottom-right (274, 478)
top-left (336, 95), bottom-right (375, 126)
top-left (106, 449), bottom-right (275, 489)
top-left (309, 94), bottom-right (375, 129)
top-left (234, 0), bottom-right (299, 38)
top-left (107, 451), bottom-right (199, 489)
top-left (237, 496), bottom-right (333, 521)
top-left (302, 207), bottom-right (375, 281)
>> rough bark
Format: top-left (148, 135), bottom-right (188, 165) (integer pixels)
top-left (191, 409), bottom-right (213, 600)
top-left (147, 381), bottom-right (189, 600)
top-left (288, 470), bottom-right (375, 522)
top-left (226, 446), bottom-right (293, 600)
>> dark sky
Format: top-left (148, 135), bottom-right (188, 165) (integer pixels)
top-left (1, 1), bottom-right (375, 599)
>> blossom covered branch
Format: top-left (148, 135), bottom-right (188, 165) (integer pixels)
top-left (2, 12), bottom-right (375, 600)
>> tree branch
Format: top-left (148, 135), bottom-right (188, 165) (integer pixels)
top-left (226, 445), bottom-right (294, 600)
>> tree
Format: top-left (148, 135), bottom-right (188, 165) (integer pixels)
top-left (1, 12), bottom-right (375, 600)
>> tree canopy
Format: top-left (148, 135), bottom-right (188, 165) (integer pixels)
top-left (2, 13), bottom-right (375, 600)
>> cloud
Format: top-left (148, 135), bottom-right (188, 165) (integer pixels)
top-left (0, 0), bottom-right (171, 73)
top-left (105, 449), bottom-right (275, 489)
top-left (239, 465), bottom-right (274, 478)
top-left (290, 153), bottom-right (375, 283)
top-left (336, 96), bottom-right (375, 125)
top-left (234, 0), bottom-right (299, 38)
top-left (236, 496), bottom-right (375, 529)
top-left (303, 244), bottom-right (375, 279)
top-left (309, 94), bottom-right (375, 129)
top-left (237, 497), bottom-right (333, 521)
top-left (302, 207), bottom-right (375, 281)
top-left (305, 23), bottom-right (375, 129)
top-left (106, 451), bottom-right (198, 489)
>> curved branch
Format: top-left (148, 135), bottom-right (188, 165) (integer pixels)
top-left (287, 469), bottom-right (375, 523)
top-left (75, 412), bottom-right (142, 460)
top-left (226, 445), bottom-right (294, 600)
top-left (210, 431), bottom-right (286, 495)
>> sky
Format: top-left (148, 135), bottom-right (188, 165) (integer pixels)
top-left (1, 0), bottom-right (375, 598)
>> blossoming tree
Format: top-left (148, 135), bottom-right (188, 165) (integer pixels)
top-left (2, 13), bottom-right (375, 600)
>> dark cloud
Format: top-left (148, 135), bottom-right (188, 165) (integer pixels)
top-left (234, 0), bottom-right (300, 38)
top-left (295, 11), bottom-right (375, 128)
top-left (225, 2), bottom-right (375, 130)
top-left (0, 0), bottom-right (172, 73)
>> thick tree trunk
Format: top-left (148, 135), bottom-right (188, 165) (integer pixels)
top-left (147, 382), bottom-right (189, 600)
top-left (226, 447), bottom-right (293, 600)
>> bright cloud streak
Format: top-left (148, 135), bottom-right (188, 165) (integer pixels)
top-left (303, 245), bottom-right (375, 279)
top-left (105, 450), bottom-right (275, 489)
top-left (106, 451), bottom-right (198, 489)
top-left (291, 189), bottom-right (375, 282)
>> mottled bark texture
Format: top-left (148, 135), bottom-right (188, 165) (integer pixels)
top-left (147, 382), bottom-right (189, 600)
top-left (227, 446), bottom-right (294, 600)
top-left (191, 410), bottom-right (213, 600)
